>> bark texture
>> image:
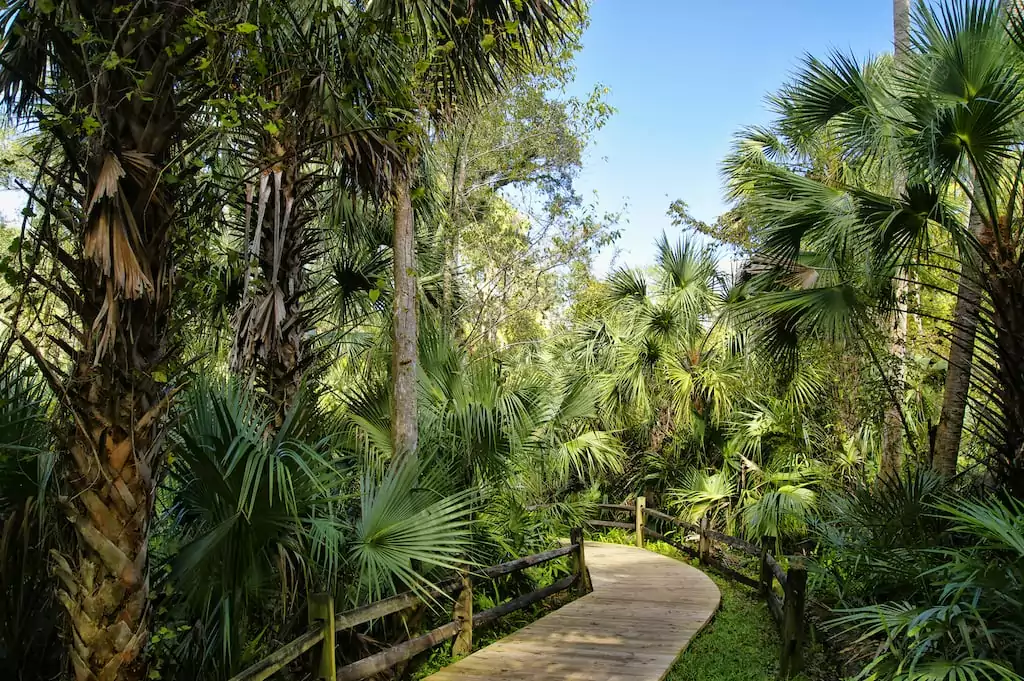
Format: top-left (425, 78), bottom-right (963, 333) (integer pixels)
top-left (57, 110), bottom-right (177, 681)
top-left (932, 201), bottom-right (987, 477)
top-left (392, 172), bottom-right (419, 462)
top-left (988, 259), bottom-right (1024, 496)
top-left (4, 3), bottom-right (217, 677)
top-left (879, 0), bottom-right (913, 480)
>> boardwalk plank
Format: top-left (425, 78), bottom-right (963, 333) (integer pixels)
top-left (422, 542), bottom-right (721, 681)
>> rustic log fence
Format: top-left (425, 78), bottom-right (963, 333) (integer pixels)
top-left (229, 532), bottom-right (591, 681)
top-left (590, 498), bottom-right (807, 679)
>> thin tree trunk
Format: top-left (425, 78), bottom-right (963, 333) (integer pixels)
top-left (932, 200), bottom-right (986, 477)
top-left (988, 260), bottom-right (1024, 496)
top-left (392, 170), bottom-right (418, 463)
top-left (880, 0), bottom-right (912, 480)
top-left (880, 279), bottom-right (909, 480)
top-left (893, 0), bottom-right (911, 59)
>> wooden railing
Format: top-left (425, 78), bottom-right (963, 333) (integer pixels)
top-left (230, 529), bottom-right (592, 681)
top-left (590, 498), bottom-right (808, 679)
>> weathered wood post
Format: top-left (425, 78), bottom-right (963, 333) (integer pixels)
top-left (698, 516), bottom-right (711, 564)
top-left (635, 496), bottom-right (646, 548)
top-left (309, 593), bottom-right (337, 681)
top-left (570, 527), bottom-right (593, 595)
top-left (759, 541), bottom-right (772, 596)
top-left (452, 570), bottom-right (473, 656)
top-left (779, 558), bottom-right (808, 679)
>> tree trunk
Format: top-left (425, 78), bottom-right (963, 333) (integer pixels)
top-left (392, 170), bottom-right (419, 463)
top-left (231, 135), bottom-right (311, 426)
top-left (932, 200), bottom-right (987, 477)
top-left (987, 260), bottom-right (1024, 496)
top-left (880, 278), bottom-right (908, 480)
top-left (53, 153), bottom-right (176, 681)
top-left (893, 0), bottom-right (911, 60)
top-left (879, 0), bottom-right (913, 480)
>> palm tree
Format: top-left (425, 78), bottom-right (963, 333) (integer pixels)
top-left (368, 0), bottom-right (584, 464)
top-left (0, 3), bottom-right (241, 678)
top-left (732, 0), bottom-right (1024, 493)
top-left (880, 0), bottom-right (912, 480)
top-left (226, 0), bottom-right (395, 425)
top-left (160, 379), bottom-right (475, 677)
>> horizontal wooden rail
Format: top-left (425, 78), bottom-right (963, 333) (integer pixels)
top-left (592, 499), bottom-right (808, 679)
top-left (702, 527), bottom-right (761, 556)
top-left (229, 628), bottom-right (324, 681)
top-left (643, 507), bottom-right (699, 532)
top-left (473, 573), bottom-right (577, 627)
top-left (232, 534), bottom-right (590, 681)
top-left (228, 579), bottom-right (465, 681)
top-left (641, 526), bottom-right (669, 542)
top-left (337, 620), bottom-right (461, 681)
top-left (764, 552), bottom-right (787, 588)
top-left (478, 544), bottom-right (576, 579)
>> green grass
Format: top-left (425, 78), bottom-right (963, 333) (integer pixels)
top-left (666, 572), bottom-right (793, 681)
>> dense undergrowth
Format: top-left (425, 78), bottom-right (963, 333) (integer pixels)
top-left (3, 1), bottom-right (1024, 681)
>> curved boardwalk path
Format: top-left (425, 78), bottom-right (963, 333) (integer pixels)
top-left (424, 541), bottom-right (721, 681)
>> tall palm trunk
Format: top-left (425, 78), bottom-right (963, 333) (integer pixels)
top-left (231, 134), bottom-right (313, 425)
top-left (1, 4), bottom-right (218, 676)
top-left (880, 0), bottom-right (912, 480)
top-left (51, 128), bottom-right (178, 681)
top-left (932, 199), bottom-right (987, 477)
top-left (392, 169), bottom-right (419, 462)
top-left (987, 255), bottom-right (1024, 495)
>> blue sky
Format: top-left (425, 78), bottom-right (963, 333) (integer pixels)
top-left (567, 0), bottom-right (896, 269)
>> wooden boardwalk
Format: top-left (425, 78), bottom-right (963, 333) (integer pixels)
top-left (424, 541), bottom-right (721, 681)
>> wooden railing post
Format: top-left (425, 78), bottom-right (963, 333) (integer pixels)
top-left (779, 559), bottom-right (807, 679)
top-left (309, 593), bottom-right (337, 681)
top-left (452, 570), bottom-right (473, 657)
top-left (698, 516), bottom-right (710, 564)
top-left (635, 496), bottom-right (646, 548)
top-left (570, 527), bottom-right (592, 595)
top-left (759, 541), bottom-right (772, 596)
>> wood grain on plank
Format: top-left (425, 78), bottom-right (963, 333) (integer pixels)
top-left (423, 542), bottom-right (721, 681)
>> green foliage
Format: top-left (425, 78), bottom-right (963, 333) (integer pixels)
top-left (153, 380), bottom-right (476, 678)
top-left (0, 358), bottom-right (63, 679)
top-left (828, 496), bottom-right (1024, 680)
top-left (666, 574), bottom-right (809, 681)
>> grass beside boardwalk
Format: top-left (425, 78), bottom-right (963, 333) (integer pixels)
top-left (592, 531), bottom-right (832, 681)
top-left (666, 571), bottom-right (794, 681)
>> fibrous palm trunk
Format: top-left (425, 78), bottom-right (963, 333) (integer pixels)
top-left (48, 144), bottom-right (177, 681)
top-left (392, 170), bottom-right (419, 463)
top-left (231, 135), bottom-right (313, 425)
top-left (0, 3), bottom-right (229, 674)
